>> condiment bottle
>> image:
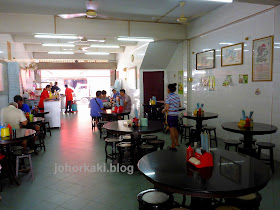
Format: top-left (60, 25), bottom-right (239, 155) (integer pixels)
top-left (245, 117), bottom-right (250, 128)
top-left (187, 145), bottom-right (193, 161)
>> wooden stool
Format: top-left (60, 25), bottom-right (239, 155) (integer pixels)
top-left (137, 189), bottom-right (174, 210)
top-left (97, 121), bottom-right (108, 138)
top-left (141, 135), bottom-right (158, 142)
top-left (105, 138), bottom-right (122, 162)
top-left (204, 126), bottom-right (218, 147)
top-left (256, 142), bottom-right (275, 172)
top-left (225, 192), bottom-right (262, 210)
top-left (117, 142), bottom-right (134, 165)
top-left (42, 121), bottom-right (51, 137)
top-left (224, 140), bottom-right (241, 152)
top-left (147, 139), bottom-right (165, 150)
top-left (180, 124), bottom-right (193, 143)
top-left (35, 132), bottom-right (46, 152)
top-left (139, 144), bottom-right (155, 157)
top-left (13, 150), bottom-right (34, 180)
top-left (239, 137), bottom-right (257, 145)
top-left (215, 206), bottom-right (240, 210)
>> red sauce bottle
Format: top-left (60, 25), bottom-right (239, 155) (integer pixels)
top-left (187, 145), bottom-right (194, 161)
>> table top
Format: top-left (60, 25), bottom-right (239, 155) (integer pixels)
top-left (0, 129), bottom-right (36, 144)
top-left (138, 148), bottom-right (272, 198)
top-left (28, 117), bottom-right (44, 125)
top-left (34, 111), bottom-right (50, 117)
top-left (184, 112), bottom-right (218, 120)
top-left (100, 110), bottom-right (130, 116)
top-left (142, 104), bottom-right (164, 107)
top-left (222, 122), bottom-right (278, 135)
top-left (103, 120), bottom-right (165, 135)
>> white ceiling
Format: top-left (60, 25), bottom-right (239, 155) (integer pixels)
top-left (0, 0), bottom-right (227, 23)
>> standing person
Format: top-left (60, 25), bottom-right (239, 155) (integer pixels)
top-left (119, 89), bottom-right (131, 113)
top-left (38, 85), bottom-right (51, 110)
top-left (65, 85), bottom-right (74, 113)
top-left (51, 82), bottom-right (60, 93)
top-left (89, 91), bottom-right (104, 127)
top-left (162, 83), bottom-right (181, 151)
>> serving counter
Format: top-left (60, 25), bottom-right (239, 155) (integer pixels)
top-left (44, 100), bottom-right (61, 128)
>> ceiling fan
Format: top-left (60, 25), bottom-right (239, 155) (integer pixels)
top-left (177, 2), bottom-right (188, 24)
top-left (58, 0), bottom-right (99, 19)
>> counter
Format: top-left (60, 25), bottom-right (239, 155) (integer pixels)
top-left (24, 99), bottom-right (40, 107)
top-left (44, 100), bottom-right (61, 128)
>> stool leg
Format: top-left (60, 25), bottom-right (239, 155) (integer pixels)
top-left (105, 142), bottom-right (108, 163)
top-left (28, 155), bottom-right (34, 180)
top-left (16, 157), bottom-right (19, 178)
top-left (235, 145), bottom-right (238, 152)
top-left (180, 127), bottom-right (183, 143)
top-left (47, 122), bottom-right (51, 136)
top-left (270, 148), bottom-right (274, 173)
top-left (184, 128), bottom-right (187, 142)
top-left (160, 144), bottom-right (164, 150)
top-left (214, 129), bottom-right (217, 147)
top-left (258, 147), bottom-right (261, 159)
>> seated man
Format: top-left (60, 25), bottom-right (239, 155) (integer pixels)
top-left (14, 95), bottom-right (30, 113)
top-left (89, 91), bottom-right (104, 127)
top-left (119, 89), bottom-right (131, 113)
top-left (1, 102), bottom-right (30, 150)
top-left (14, 95), bottom-right (40, 133)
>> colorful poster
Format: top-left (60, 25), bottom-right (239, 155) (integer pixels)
top-left (201, 76), bottom-right (209, 87)
top-left (239, 74), bottom-right (248, 84)
top-left (221, 43), bottom-right (243, 67)
top-left (178, 71), bottom-right (183, 94)
top-left (252, 36), bottom-right (273, 81)
top-left (209, 76), bottom-right (215, 91)
top-left (222, 75), bottom-right (233, 86)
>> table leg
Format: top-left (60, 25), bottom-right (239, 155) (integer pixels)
top-left (239, 134), bottom-right (257, 157)
top-left (194, 120), bottom-right (203, 143)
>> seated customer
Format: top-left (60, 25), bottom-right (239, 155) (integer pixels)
top-left (14, 95), bottom-right (30, 113)
top-left (1, 102), bottom-right (29, 150)
top-left (89, 91), bottom-right (104, 126)
top-left (101, 90), bottom-right (110, 102)
top-left (111, 89), bottom-right (119, 102)
top-left (119, 89), bottom-right (131, 113)
top-left (14, 95), bottom-right (40, 133)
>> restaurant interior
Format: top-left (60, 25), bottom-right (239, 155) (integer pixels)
top-left (0, 0), bottom-right (280, 209)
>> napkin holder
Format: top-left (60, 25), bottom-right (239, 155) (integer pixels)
top-left (187, 152), bottom-right (213, 168)
top-left (140, 118), bottom-right (148, 127)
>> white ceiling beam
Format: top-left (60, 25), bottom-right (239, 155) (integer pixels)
top-left (0, 13), bottom-right (187, 40)
top-left (33, 52), bottom-right (116, 61)
top-left (37, 62), bottom-right (117, 70)
top-left (236, 0), bottom-right (280, 5)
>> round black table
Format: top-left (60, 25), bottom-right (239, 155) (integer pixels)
top-left (142, 104), bottom-right (164, 120)
top-left (0, 129), bottom-right (36, 185)
top-left (100, 110), bottom-right (130, 121)
top-left (183, 112), bottom-right (218, 142)
top-left (34, 111), bottom-right (49, 117)
top-left (138, 148), bottom-right (272, 208)
top-left (222, 122), bottom-right (278, 156)
top-left (103, 120), bottom-right (165, 135)
top-left (27, 117), bottom-right (44, 125)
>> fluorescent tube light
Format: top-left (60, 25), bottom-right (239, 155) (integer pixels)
top-left (35, 34), bottom-right (79, 39)
top-left (207, 0), bottom-right (233, 2)
top-left (42, 43), bottom-right (75, 47)
top-left (88, 39), bottom-right (106, 43)
top-left (85, 52), bottom-right (110, 55)
top-left (117, 37), bottom-right (154, 42)
top-left (90, 45), bottom-right (119, 48)
top-left (0, 51), bottom-right (3, 53)
top-left (48, 51), bottom-right (74, 54)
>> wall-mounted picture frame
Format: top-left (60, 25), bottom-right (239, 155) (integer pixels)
top-left (221, 43), bottom-right (244, 67)
top-left (196, 49), bottom-right (215, 70)
top-left (252, 36), bottom-right (274, 82)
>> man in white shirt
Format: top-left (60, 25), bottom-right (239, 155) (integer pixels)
top-left (1, 102), bottom-right (27, 129)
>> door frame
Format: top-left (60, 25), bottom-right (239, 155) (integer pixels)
top-left (140, 69), bottom-right (166, 118)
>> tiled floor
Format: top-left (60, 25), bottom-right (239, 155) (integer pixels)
top-left (0, 107), bottom-right (279, 210)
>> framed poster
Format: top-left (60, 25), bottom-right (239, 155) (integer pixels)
top-left (239, 74), bottom-right (248, 84)
top-left (196, 49), bottom-right (215, 70)
top-left (252, 36), bottom-right (273, 82)
top-left (178, 71), bottom-right (183, 94)
top-left (221, 43), bottom-right (244, 67)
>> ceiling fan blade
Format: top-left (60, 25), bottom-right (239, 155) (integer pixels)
top-left (86, 0), bottom-right (98, 10)
top-left (58, 13), bottom-right (87, 19)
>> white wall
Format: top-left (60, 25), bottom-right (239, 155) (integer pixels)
top-left (116, 42), bottom-right (149, 117)
top-left (187, 2), bottom-right (280, 160)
